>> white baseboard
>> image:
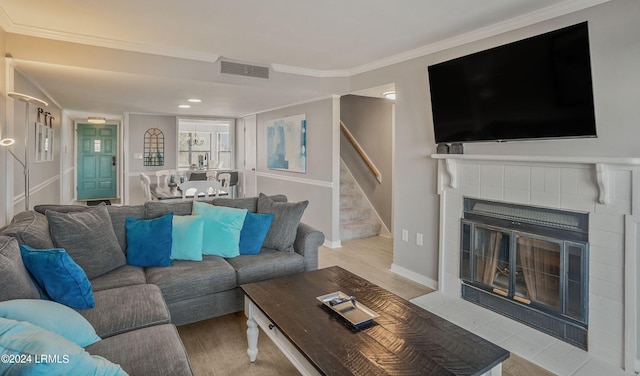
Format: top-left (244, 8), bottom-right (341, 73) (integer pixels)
top-left (390, 263), bottom-right (438, 290)
top-left (323, 239), bottom-right (341, 249)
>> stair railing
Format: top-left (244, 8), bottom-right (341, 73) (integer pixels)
top-left (340, 121), bottom-right (382, 183)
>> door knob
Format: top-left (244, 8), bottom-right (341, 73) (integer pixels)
top-left (112, 156), bottom-right (116, 166)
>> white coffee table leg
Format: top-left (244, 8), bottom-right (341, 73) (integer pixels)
top-left (246, 301), bottom-right (259, 362)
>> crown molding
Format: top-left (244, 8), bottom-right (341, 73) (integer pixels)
top-left (271, 64), bottom-right (351, 78)
top-left (0, 6), bottom-right (220, 63)
top-left (0, 0), bottom-right (610, 78)
top-left (347, 0), bottom-right (611, 76)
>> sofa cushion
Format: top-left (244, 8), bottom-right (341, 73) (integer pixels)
top-left (46, 205), bottom-right (125, 279)
top-left (80, 284), bottom-right (170, 339)
top-left (145, 200), bottom-right (193, 218)
top-left (0, 210), bottom-right (54, 249)
top-left (0, 299), bottom-right (100, 347)
top-left (0, 317), bottom-right (127, 376)
top-left (125, 213), bottom-right (173, 267)
top-left (89, 264), bottom-right (146, 292)
top-left (145, 256), bottom-right (237, 305)
top-left (212, 194), bottom-right (287, 213)
top-left (239, 212), bottom-right (274, 255)
top-left (257, 193), bottom-right (308, 252)
top-left (192, 201), bottom-right (247, 258)
top-left (34, 204), bottom-right (146, 253)
top-left (86, 324), bottom-right (192, 376)
top-left (20, 245), bottom-right (95, 309)
top-left (225, 248), bottom-right (305, 285)
top-left (0, 236), bottom-right (40, 301)
top-left (171, 215), bottom-right (204, 261)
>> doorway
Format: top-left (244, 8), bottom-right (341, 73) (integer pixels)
top-left (76, 123), bottom-right (118, 201)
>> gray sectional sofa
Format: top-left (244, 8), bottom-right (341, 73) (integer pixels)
top-left (0, 195), bottom-right (325, 375)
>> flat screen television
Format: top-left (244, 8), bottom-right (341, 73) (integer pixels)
top-left (428, 22), bottom-right (596, 144)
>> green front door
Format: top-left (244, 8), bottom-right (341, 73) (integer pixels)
top-left (77, 123), bottom-right (117, 200)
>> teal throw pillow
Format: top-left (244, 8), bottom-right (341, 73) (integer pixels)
top-left (19, 245), bottom-right (95, 310)
top-left (0, 317), bottom-right (127, 376)
top-left (171, 215), bottom-right (204, 261)
top-left (125, 213), bottom-right (173, 267)
top-left (239, 212), bottom-right (274, 255)
top-left (192, 201), bottom-right (247, 258)
top-left (0, 299), bottom-right (100, 347)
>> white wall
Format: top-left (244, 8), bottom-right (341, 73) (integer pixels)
top-left (255, 97), bottom-right (339, 245)
top-left (349, 0), bottom-right (640, 287)
top-left (5, 72), bottom-right (62, 216)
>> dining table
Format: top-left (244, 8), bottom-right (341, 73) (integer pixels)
top-left (149, 182), bottom-right (228, 200)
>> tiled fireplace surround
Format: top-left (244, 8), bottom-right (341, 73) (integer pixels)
top-left (416, 154), bottom-right (639, 375)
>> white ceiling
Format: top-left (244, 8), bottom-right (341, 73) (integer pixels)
top-left (0, 0), bottom-right (606, 118)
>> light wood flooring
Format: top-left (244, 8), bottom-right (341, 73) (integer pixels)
top-left (318, 236), bottom-right (433, 300)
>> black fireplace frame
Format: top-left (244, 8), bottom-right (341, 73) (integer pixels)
top-left (460, 198), bottom-right (589, 349)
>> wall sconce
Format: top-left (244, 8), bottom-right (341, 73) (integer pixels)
top-left (3, 92), bottom-right (48, 211)
top-left (88, 117), bottom-right (106, 124)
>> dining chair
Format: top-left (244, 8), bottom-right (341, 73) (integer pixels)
top-left (178, 180), bottom-right (222, 200)
top-left (205, 171), bottom-right (218, 180)
top-left (216, 172), bottom-right (231, 196)
top-left (139, 172), bottom-right (153, 201)
top-left (155, 169), bottom-right (173, 186)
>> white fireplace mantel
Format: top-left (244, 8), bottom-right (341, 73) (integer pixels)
top-left (431, 153), bottom-right (640, 373)
top-left (432, 153), bottom-right (640, 205)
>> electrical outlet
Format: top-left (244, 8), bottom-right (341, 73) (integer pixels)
top-left (417, 233), bottom-right (423, 246)
top-left (401, 229), bottom-right (409, 242)
top-left (134, 153), bottom-right (143, 160)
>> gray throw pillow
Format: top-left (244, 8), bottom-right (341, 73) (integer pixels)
top-left (257, 193), bottom-right (308, 252)
top-left (145, 201), bottom-right (193, 219)
top-left (46, 205), bottom-right (125, 279)
top-left (0, 236), bottom-right (40, 301)
top-left (0, 211), bottom-right (54, 249)
top-left (213, 195), bottom-right (287, 213)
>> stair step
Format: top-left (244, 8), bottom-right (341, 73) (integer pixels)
top-left (340, 207), bottom-right (372, 223)
top-left (340, 220), bottom-right (381, 242)
top-left (340, 193), bottom-right (365, 209)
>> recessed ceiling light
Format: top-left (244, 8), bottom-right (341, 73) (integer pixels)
top-left (383, 91), bottom-right (396, 100)
top-left (178, 104), bottom-right (191, 109)
top-left (187, 98), bottom-right (202, 103)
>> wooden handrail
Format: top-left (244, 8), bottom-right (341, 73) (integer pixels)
top-left (340, 121), bottom-right (382, 183)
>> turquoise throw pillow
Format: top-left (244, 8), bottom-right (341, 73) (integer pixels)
top-left (171, 215), bottom-right (204, 261)
top-left (125, 213), bottom-right (173, 267)
top-left (239, 212), bottom-right (274, 255)
top-left (19, 245), bottom-right (95, 310)
top-left (0, 317), bottom-right (127, 376)
top-left (0, 299), bottom-right (100, 347)
top-left (192, 201), bottom-right (247, 258)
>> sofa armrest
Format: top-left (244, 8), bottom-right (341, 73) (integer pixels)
top-left (293, 222), bottom-right (324, 271)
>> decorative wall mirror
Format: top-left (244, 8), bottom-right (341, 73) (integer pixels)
top-left (144, 128), bottom-right (164, 166)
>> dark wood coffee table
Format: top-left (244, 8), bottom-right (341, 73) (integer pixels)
top-left (241, 266), bottom-right (509, 375)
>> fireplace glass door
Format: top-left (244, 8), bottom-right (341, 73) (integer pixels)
top-left (460, 220), bottom-right (588, 324)
top-left (515, 235), bottom-right (561, 310)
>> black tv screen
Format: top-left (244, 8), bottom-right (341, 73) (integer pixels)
top-left (428, 22), bottom-right (596, 144)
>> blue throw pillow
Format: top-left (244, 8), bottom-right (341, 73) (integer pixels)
top-left (192, 201), bottom-right (247, 258)
top-left (125, 212), bottom-right (173, 267)
top-left (239, 212), bottom-right (274, 255)
top-left (0, 317), bottom-right (127, 375)
top-left (171, 215), bottom-right (204, 261)
top-left (19, 245), bottom-right (95, 310)
top-left (0, 299), bottom-right (100, 347)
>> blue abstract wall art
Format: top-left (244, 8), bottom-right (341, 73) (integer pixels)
top-left (266, 114), bottom-right (306, 173)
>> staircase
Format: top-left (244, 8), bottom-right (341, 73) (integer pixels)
top-left (340, 162), bottom-right (381, 242)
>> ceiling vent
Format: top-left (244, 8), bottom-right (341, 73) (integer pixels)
top-left (220, 60), bottom-right (269, 79)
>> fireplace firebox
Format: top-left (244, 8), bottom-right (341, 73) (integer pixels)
top-left (460, 198), bottom-right (589, 349)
